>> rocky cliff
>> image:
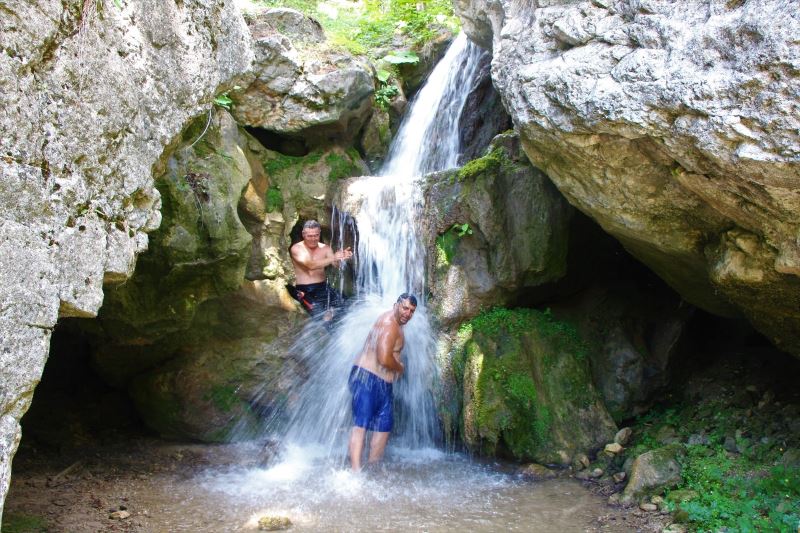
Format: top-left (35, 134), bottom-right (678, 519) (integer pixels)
top-left (0, 0), bottom-right (252, 518)
top-left (453, 0), bottom-right (800, 357)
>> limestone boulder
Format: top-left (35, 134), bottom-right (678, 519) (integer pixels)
top-left (621, 444), bottom-right (686, 506)
top-left (454, 0), bottom-right (800, 357)
top-left (559, 282), bottom-right (693, 422)
top-left (0, 0), bottom-right (251, 518)
top-left (421, 133), bottom-right (573, 326)
top-left (231, 8), bottom-right (375, 144)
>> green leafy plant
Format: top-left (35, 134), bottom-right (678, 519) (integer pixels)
top-left (265, 186), bottom-right (283, 213)
top-left (382, 50), bottom-right (420, 65)
top-left (452, 222), bottom-right (473, 237)
top-left (375, 84), bottom-right (399, 110)
top-left (213, 92), bottom-right (233, 110)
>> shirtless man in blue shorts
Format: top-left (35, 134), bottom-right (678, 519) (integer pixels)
top-left (348, 293), bottom-right (417, 471)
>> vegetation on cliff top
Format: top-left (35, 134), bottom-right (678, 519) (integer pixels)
top-left (246, 0), bottom-right (460, 56)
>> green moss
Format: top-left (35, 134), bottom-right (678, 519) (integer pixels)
top-left (456, 307), bottom-right (602, 461)
top-left (457, 148), bottom-right (505, 182)
top-left (265, 186), bottom-right (284, 213)
top-left (204, 384), bottom-right (240, 413)
top-left (325, 152), bottom-right (360, 181)
top-left (2, 513), bottom-right (49, 533)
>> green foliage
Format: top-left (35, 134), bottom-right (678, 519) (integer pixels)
top-left (375, 83), bottom-right (400, 110)
top-left (436, 222), bottom-right (473, 264)
top-left (382, 51), bottom-right (420, 64)
top-left (265, 185), bottom-right (283, 213)
top-left (629, 401), bottom-right (800, 531)
top-left (251, 0), bottom-right (459, 56)
top-left (376, 69), bottom-right (392, 83)
top-left (213, 92), bottom-right (233, 110)
top-left (325, 152), bottom-right (359, 180)
top-left (2, 513), bottom-right (49, 533)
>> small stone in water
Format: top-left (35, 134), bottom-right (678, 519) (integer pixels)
top-left (258, 515), bottom-right (292, 531)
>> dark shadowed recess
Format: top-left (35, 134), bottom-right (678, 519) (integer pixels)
top-left (19, 319), bottom-right (148, 454)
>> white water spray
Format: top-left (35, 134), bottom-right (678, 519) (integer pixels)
top-left (252, 33), bottom-right (485, 462)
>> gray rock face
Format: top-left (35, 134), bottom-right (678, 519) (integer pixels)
top-left (454, 0), bottom-right (800, 356)
top-left (421, 133), bottom-right (573, 326)
top-left (0, 0), bottom-right (252, 519)
top-left (232, 8), bottom-right (375, 143)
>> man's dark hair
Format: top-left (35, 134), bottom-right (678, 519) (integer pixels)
top-left (397, 293), bottom-right (418, 306)
top-left (302, 220), bottom-right (321, 232)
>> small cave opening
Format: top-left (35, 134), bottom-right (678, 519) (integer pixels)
top-left (244, 126), bottom-right (310, 157)
top-left (17, 318), bottom-right (148, 458)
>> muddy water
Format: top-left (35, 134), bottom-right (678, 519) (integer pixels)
top-left (120, 446), bottom-right (631, 532)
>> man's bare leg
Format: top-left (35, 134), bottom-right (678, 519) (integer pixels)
top-left (367, 431), bottom-right (390, 464)
top-left (349, 426), bottom-right (367, 471)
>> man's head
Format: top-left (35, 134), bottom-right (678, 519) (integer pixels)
top-left (301, 220), bottom-right (322, 248)
top-left (393, 293), bottom-right (417, 325)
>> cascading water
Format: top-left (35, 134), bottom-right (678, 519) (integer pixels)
top-left (196, 33), bottom-right (630, 532)
top-left (267, 32), bottom-right (485, 456)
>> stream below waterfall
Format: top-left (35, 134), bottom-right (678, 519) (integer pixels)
top-left (6, 435), bottom-right (668, 532)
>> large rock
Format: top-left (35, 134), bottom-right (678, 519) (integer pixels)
top-left (86, 108), bottom-right (365, 437)
top-left (560, 282), bottom-right (694, 422)
top-left (231, 8), bottom-right (375, 144)
top-left (421, 133), bottom-right (573, 326)
top-left (621, 444), bottom-right (686, 505)
top-left (0, 0), bottom-right (252, 519)
top-left (454, 0), bottom-right (800, 357)
top-left (447, 308), bottom-right (617, 465)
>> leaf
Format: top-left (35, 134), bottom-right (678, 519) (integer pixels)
top-left (113, 0), bottom-right (122, 7)
top-left (376, 69), bottom-right (392, 83)
top-left (382, 51), bottom-right (420, 65)
top-left (213, 93), bottom-right (233, 110)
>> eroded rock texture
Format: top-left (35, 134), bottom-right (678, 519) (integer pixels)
top-left (0, 0), bottom-right (252, 518)
top-left (454, 0), bottom-right (800, 356)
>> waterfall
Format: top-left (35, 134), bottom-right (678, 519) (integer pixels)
top-left (264, 33), bottom-right (485, 460)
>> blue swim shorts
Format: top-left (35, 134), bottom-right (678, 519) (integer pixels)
top-left (349, 366), bottom-right (393, 432)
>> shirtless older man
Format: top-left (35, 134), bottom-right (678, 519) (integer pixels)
top-left (348, 293), bottom-right (417, 471)
top-left (288, 220), bottom-right (352, 319)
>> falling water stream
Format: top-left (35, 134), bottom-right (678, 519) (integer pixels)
top-left (178, 34), bottom-right (631, 531)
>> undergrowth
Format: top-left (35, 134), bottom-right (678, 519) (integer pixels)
top-left (248, 0), bottom-right (460, 56)
top-left (628, 399), bottom-right (800, 531)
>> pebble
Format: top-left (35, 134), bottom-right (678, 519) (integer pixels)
top-left (590, 467), bottom-right (604, 478)
top-left (109, 510), bottom-right (130, 520)
top-left (614, 427), bottom-right (632, 446)
top-left (612, 471), bottom-right (626, 483)
top-left (605, 442), bottom-right (624, 454)
top-left (258, 515), bottom-right (292, 531)
top-left (639, 503), bottom-right (658, 512)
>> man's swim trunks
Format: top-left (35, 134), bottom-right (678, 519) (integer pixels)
top-left (288, 281), bottom-right (345, 317)
top-left (349, 366), bottom-right (393, 432)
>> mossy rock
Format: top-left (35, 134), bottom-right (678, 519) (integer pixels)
top-left (128, 334), bottom-right (303, 442)
top-left (454, 307), bottom-right (616, 464)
